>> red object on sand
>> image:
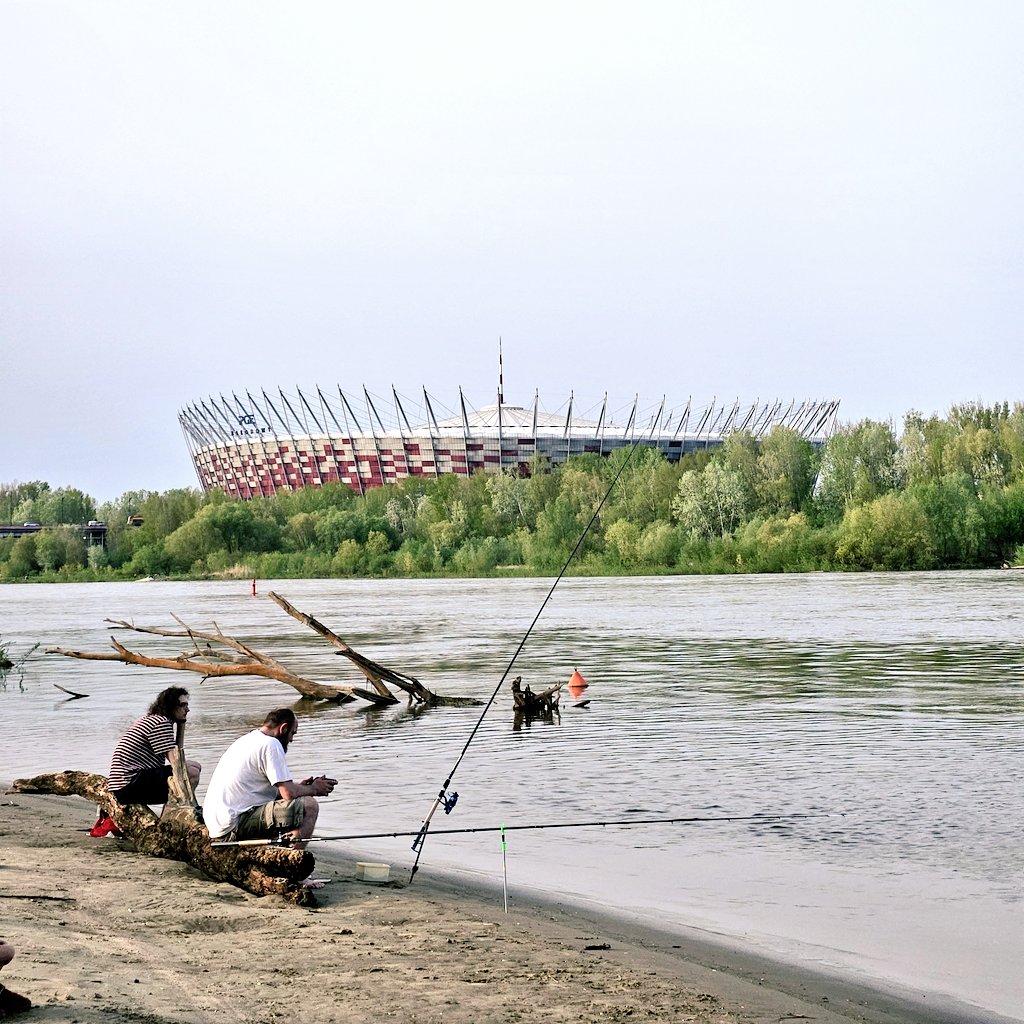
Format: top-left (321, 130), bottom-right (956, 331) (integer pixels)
top-left (88, 812), bottom-right (122, 839)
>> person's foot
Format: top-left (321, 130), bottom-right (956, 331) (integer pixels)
top-left (0, 982), bottom-right (32, 1017)
top-left (88, 813), bottom-right (121, 838)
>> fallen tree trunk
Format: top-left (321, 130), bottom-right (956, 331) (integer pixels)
top-left (268, 591), bottom-right (480, 707)
top-left (10, 771), bottom-right (319, 906)
top-left (44, 596), bottom-right (481, 707)
top-left (47, 616), bottom-right (364, 703)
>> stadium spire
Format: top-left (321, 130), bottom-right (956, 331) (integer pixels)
top-left (498, 337), bottom-right (504, 406)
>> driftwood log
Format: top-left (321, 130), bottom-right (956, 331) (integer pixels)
top-left (511, 676), bottom-right (562, 729)
top-left (9, 770), bottom-right (319, 906)
top-left (44, 593), bottom-right (481, 708)
top-left (268, 592), bottom-right (479, 707)
top-left (12, 721), bottom-right (317, 905)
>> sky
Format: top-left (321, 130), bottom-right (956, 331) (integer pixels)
top-left (2, 2), bottom-right (1022, 505)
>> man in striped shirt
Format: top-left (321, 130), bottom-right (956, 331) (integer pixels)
top-left (107, 687), bottom-right (201, 805)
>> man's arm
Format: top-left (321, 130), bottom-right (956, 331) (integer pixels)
top-left (275, 775), bottom-right (337, 799)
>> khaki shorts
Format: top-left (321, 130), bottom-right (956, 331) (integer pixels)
top-left (231, 798), bottom-right (305, 840)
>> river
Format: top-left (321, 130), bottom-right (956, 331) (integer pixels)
top-left (1, 571), bottom-right (1021, 1019)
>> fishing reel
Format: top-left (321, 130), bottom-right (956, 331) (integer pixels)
top-left (411, 789), bottom-right (459, 852)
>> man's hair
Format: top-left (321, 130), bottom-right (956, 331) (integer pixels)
top-left (263, 708), bottom-right (297, 730)
top-left (148, 686), bottom-right (190, 718)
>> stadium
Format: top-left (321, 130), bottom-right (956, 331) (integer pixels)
top-left (178, 385), bottom-right (840, 499)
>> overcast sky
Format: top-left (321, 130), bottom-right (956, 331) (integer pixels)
top-left (2, 2), bottom-right (1021, 504)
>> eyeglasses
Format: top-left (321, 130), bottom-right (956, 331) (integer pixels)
top-left (178, 701), bottom-right (190, 708)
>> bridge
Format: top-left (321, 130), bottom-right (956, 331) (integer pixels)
top-left (0, 522), bottom-right (108, 546)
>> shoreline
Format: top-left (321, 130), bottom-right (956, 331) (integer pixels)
top-left (2, 790), bottom-right (1016, 1024)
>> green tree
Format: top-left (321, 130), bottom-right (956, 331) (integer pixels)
top-left (164, 514), bottom-right (223, 570)
top-left (203, 503), bottom-right (281, 554)
top-left (486, 470), bottom-right (535, 530)
top-left (426, 498), bottom-right (469, 563)
top-left (974, 479), bottom-right (1024, 565)
top-left (721, 431), bottom-right (760, 511)
top-left (34, 527), bottom-right (88, 573)
top-left (756, 427), bottom-right (817, 516)
top-left (2, 481), bottom-right (49, 524)
top-left (384, 494), bottom-right (426, 541)
top-left (672, 461), bottom-right (749, 539)
top-left (37, 488), bottom-right (96, 525)
top-left (35, 529), bottom-right (66, 573)
top-left (941, 425), bottom-right (1008, 488)
top-left (316, 509), bottom-right (370, 549)
top-left (126, 541), bottom-right (171, 577)
top-left (284, 512), bottom-right (319, 551)
top-left (816, 419), bottom-right (901, 521)
top-left (604, 518), bottom-right (641, 567)
top-left (134, 489), bottom-right (204, 541)
top-left (637, 521), bottom-right (680, 567)
top-left (735, 513), bottom-right (826, 572)
top-left (605, 446), bottom-right (680, 530)
top-left (331, 538), bottom-right (364, 575)
top-left (834, 492), bottom-right (934, 570)
top-left (901, 412), bottom-right (954, 485)
top-left (4, 535), bottom-right (38, 578)
top-left (911, 473), bottom-right (987, 567)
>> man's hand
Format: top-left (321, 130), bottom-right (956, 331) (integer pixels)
top-left (301, 774), bottom-right (338, 796)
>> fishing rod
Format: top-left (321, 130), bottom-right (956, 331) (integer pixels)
top-left (210, 811), bottom-right (834, 848)
top-left (408, 430), bottom-right (655, 883)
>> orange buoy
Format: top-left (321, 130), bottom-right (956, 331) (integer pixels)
top-left (567, 669), bottom-right (588, 695)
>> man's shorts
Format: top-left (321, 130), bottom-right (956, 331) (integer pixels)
top-left (110, 765), bottom-right (172, 805)
top-left (232, 798), bottom-right (305, 840)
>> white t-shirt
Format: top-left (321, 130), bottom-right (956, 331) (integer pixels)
top-left (203, 729), bottom-right (293, 839)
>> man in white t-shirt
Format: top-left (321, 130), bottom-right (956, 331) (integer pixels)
top-left (203, 708), bottom-right (337, 847)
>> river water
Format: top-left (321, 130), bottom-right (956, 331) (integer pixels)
top-left (1, 572), bottom-right (1021, 1019)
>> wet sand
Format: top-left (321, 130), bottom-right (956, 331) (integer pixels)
top-left (0, 790), bottom-right (1013, 1024)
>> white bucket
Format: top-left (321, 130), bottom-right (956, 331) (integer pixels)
top-left (355, 861), bottom-right (390, 882)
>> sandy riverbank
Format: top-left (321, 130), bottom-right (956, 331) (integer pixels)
top-left (0, 790), bottom-right (1011, 1024)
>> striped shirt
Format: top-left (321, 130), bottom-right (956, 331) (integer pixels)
top-left (108, 713), bottom-right (175, 792)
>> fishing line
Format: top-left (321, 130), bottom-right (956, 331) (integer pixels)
top-left (210, 811), bottom-right (835, 847)
top-left (409, 430), bottom-right (655, 882)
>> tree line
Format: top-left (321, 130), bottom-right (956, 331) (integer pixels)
top-left (4, 401), bottom-right (1024, 582)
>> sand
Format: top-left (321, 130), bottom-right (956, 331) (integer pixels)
top-left (0, 790), bottom-right (1007, 1024)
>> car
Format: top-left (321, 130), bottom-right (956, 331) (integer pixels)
top-left (22, 522), bottom-right (40, 528)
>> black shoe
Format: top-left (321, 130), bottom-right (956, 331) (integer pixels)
top-left (0, 983), bottom-right (32, 1017)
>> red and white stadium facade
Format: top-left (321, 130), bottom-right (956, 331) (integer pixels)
top-left (178, 386), bottom-right (840, 499)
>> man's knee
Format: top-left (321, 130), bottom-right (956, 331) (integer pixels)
top-left (302, 796), bottom-right (319, 821)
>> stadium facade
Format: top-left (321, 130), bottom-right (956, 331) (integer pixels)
top-left (178, 386), bottom-right (840, 499)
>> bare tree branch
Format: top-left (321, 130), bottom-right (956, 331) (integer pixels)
top-left (45, 596), bottom-right (481, 707)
